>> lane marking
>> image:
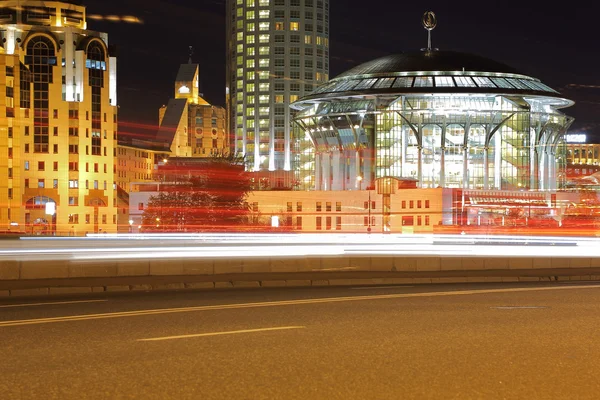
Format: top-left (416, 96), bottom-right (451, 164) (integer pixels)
top-left (0, 299), bottom-right (107, 309)
top-left (351, 286), bottom-right (415, 290)
top-left (0, 284), bottom-right (599, 328)
top-left (138, 326), bottom-right (305, 342)
top-left (491, 306), bottom-right (549, 310)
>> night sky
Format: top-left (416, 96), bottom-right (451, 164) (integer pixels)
top-left (83, 0), bottom-right (600, 141)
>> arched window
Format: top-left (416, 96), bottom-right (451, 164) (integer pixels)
top-left (25, 196), bottom-right (55, 209)
top-left (26, 36), bottom-right (56, 153)
top-left (87, 41), bottom-right (105, 156)
top-left (88, 198), bottom-right (106, 207)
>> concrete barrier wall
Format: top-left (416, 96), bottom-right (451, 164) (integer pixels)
top-left (2, 255), bottom-right (600, 281)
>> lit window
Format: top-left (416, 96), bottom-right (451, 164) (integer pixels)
top-left (259, 10), bottom-right (269, 18)
top-left (434, 76), bottom-right (455, 87)
top-left (454, 76), bottom-right (477, 87)
top-left (413, 77), bottom-right (434, 87)
top-left (275, 22), bottom-right (284, 30)
top-left (290, 22), bottom-right (299, 31)
top-left (472, 76), bottom-right (496, 88)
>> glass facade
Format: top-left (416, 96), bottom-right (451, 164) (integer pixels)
top-left (291, 52), bottom-right (574, 192)
top-left (226, 0), bottom-right (329, 184)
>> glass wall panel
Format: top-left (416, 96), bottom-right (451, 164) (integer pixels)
top-left (444, 124), bottom-right (464, 187)
top-left (467, 124), bottom-right (486, 189)
top-left (422, 124), bottom-right (442, 188)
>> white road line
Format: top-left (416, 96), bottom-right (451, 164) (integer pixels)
top-left (138, 326), bottom-right (305, 342)
top-left (490, 306), bottom-right (549, 310)
top-left (0, 299), bottom-right (107, 309)
top-left (0, 284), bottom-right (599, 328)
top-left (351, 286), bottom-right (415, 290)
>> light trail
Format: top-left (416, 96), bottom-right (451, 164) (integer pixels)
top-left (0, 233), bottom-right (597, 262)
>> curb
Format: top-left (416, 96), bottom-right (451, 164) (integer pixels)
top-left (1, 270), bottom-right (599, 298)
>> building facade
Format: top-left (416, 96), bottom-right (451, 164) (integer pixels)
top-left (0, 0), bottom-right (118, 235)
top-left (565, 143), bottom-right (600, 180)
top-left (226, 0), bottom-right (329, 189)
top-left (291, 50), bottom-right (574, 194)
top-left (157, 63), bottom-right (228, 158)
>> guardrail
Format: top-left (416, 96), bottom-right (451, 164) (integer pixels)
top-left (0, 233), bottom-right (599, 297)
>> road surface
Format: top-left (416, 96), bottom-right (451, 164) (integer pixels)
top-left (1, 282), bottom-right (600, 399)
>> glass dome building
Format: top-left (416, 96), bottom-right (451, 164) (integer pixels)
top-left (290, 49), bottom-right (574, 192)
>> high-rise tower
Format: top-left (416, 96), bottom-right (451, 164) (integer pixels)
top-left (226, 0), bottom-right (329, 189)
top-left (0, 1), bottom-right (118, 235)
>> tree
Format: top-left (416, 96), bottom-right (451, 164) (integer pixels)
top-left (141, 154), bottom-right (254, 232)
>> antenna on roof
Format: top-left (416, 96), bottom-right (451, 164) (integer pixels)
top-left (421, 11), bottom-right (438, 52)
top-left (188, 46), bottom-right (194, 64)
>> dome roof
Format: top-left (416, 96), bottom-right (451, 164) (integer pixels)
top-left (292, 49), bottom-right (574, 110)
top-left (336, 50), bottom-right (521, 79)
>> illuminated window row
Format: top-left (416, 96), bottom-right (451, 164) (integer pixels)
top-left (313, 75), bottom-right (557, 95)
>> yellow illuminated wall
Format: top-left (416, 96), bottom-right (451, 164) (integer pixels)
top-left (0, 1), bottom-right (118, 235)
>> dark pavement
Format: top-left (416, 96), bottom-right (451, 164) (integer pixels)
top-left (1, 282), bottom-right (600, 399)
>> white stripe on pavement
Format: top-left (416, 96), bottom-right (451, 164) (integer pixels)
top-left (138, 326), bottom-right (305, 342)
top-left (351, 286), bottom-right (414, 290)
top-left (0, 284), bottom-right (599, 327)
top-left (0, 299), bottom-right (107, 308)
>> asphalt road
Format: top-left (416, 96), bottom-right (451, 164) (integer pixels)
top-left (1, 282), bottom-right (600, 399)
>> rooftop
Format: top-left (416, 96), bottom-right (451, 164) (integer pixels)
top-left (335, 50), bottom-right (521, 79)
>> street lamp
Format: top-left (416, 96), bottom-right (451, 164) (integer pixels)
top-left (128, 219), bottom-right (133, 233)
top-left (356, 175), bottom-right (363, 190)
